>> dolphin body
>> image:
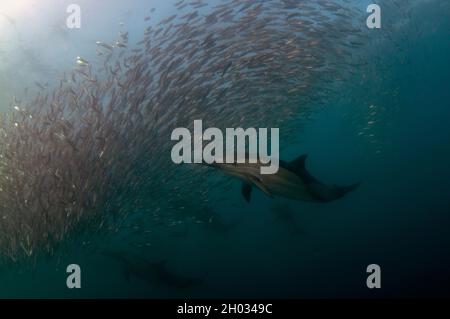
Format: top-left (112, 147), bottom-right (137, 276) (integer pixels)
top-left (209, 154), bottom-right (360, 203)
top-left (104, 251), bottom-right (202, 289)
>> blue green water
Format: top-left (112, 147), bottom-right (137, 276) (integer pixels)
top-left (0, 0), bottom-right (449, 298)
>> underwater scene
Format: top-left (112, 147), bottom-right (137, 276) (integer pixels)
top-left (0, 0), bottom-right (449, 299)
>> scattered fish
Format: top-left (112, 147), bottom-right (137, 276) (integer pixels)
top-left (96, 41), bottom-right (114, 50)
top-left (76, 56), bottom-right (89, 66)
top-left (0, 0), bottom-right (369, 262)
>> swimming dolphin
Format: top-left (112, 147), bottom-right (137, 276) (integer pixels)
top-left (208, 154), bottom-right (360, 203)
top-left (104, 251), bottom-right (202, 289)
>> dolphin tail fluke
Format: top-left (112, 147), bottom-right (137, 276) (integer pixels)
top-left (334, 182), bottom-right (361, 199)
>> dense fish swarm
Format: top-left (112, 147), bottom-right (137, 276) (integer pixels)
top-left (0, 0), bottom-right (368, 262)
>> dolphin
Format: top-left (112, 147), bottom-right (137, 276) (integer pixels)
top-left (104, 251), bottom-right (202, 289)
top-left (208, 154), bottom-right (360, 203)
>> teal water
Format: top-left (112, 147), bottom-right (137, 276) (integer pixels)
top-left (0, 0), bottom-right (449, 298)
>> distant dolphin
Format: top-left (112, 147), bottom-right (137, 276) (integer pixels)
top-left (208, 154), bottom-right (360, 203)
top-left (104, 251), bottom-right (202, 289)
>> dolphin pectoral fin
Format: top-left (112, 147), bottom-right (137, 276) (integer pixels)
top-left (241, 183), bottom-right (252, 202)
top-left (249, 176), bottom-right (274, 199)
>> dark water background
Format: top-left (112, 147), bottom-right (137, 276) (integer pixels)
top-left (0, 0), bottom-right (449, 298)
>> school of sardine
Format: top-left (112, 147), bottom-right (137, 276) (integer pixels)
top-left (0, 0), bottom-right (372, 263)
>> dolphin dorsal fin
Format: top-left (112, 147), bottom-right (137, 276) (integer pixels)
top-left (288, 154), bottom-right (316, 183)
top-left (289, 154), bottom-right (308, 172)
